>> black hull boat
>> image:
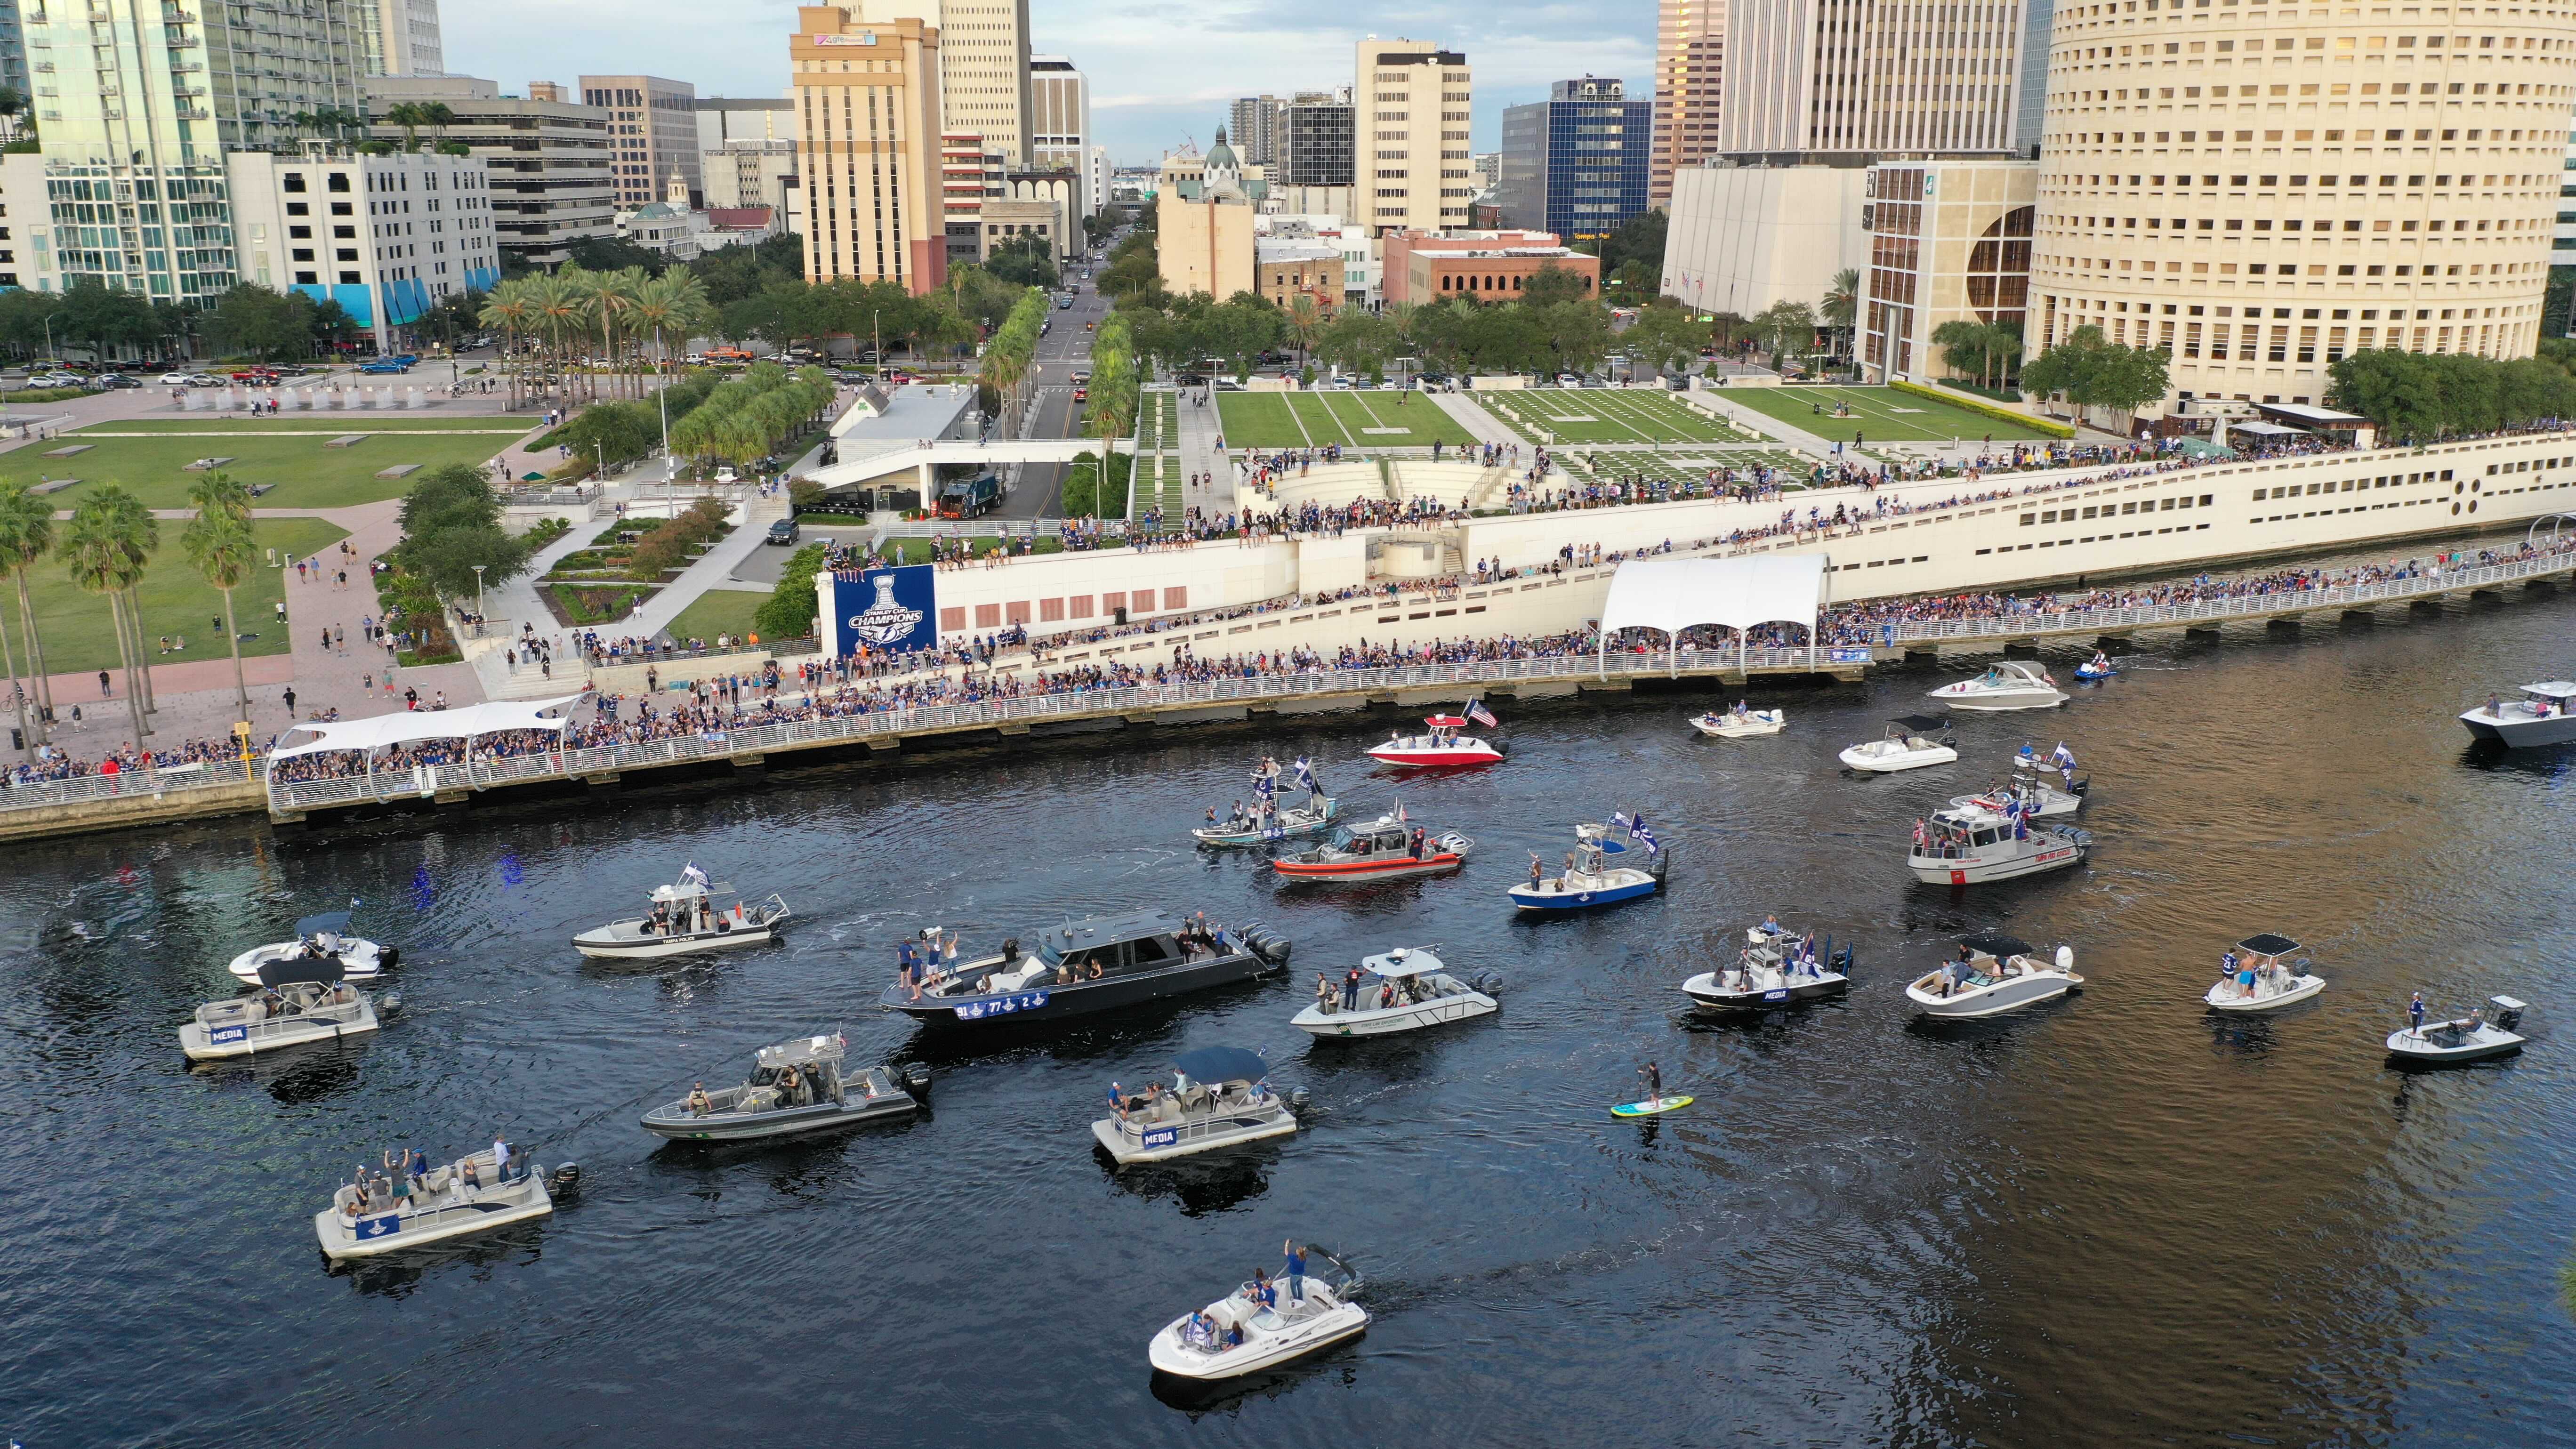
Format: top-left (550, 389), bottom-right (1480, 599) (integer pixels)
top-left (880, 911), bottom-right (1293, 1033)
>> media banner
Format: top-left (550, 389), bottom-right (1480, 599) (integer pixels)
top-left (830, 565), bottom-right (939, 656)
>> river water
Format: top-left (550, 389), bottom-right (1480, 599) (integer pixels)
top-left (4, 582), bottom-right (2574, 1448)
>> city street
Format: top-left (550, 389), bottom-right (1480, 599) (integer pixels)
top-left (995, 258), bottom-right (1112, 521)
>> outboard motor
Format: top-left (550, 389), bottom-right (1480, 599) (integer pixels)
top-left (547, 1162), bottom-right (581, 1197)
top-left (1832, 946), bottom-right (1856, 974)
top-left (1472, 970), bottom-right (1506, 998)
top-left (378, 990), bottom-right (403, 1015)
top-left (902, 1063), bottom-right (934, 1099)
top-left (1287, 1086), bottom-right (1311, 1112)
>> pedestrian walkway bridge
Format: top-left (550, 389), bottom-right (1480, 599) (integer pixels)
top-left (807, 436), bottom-right (1132, 492)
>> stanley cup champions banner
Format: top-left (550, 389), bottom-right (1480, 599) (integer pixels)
top-left (830, 564), bottom-right (939, 656)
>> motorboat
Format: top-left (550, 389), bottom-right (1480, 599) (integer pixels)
top-left (572, 869), bottom-right (790, 959)
top-left (1840, 715), bottom-right (1958, 773)
top-left (2204, 932), bottom-right (2327, 1013)
top-left (227, 909), bottom-right (395, 982)
top-left (1927, 660), bottom-right (2068, 712)
top-left (181, 956), bottom-right (379, 1061)
top-left (1948, 772), bottom-right (2086, 821)
top-left (1091, 1046), bottom-right (1303, 1166)
top-left (1192, 795), bottom-right (1340, 848)
top-left (1575, 812), bottom-right (1661, 860)
top-left (314, 1144), bottom-right (578, 1262)
top-left (1365, 705), bottom-right (1504, 769)
top-left (1292, 947), bottom-right (1500, 1038)
top-left (1272, 813), bottom-right (1471, 883)
top-left (2388, 996), bottom-right (2528, 1066)
top-left (1905, 934), bottom-right (2084, 1018)
top-left (642, 1033), bottom-right (929, 1141)
top-left (1682, 925), bottom-right (1854, 1014)
top-left (1691, 703), bottom-right (1786, 738)
top-left (1907, 802), bottom-right (2091, 886)
top-left (2457, 681), bottom-right (2576, 748)
top-left (1148, 1245), bottom-right (1368, 1380)
top-left (879, 912), bottom-right (1292, 1032)
top-left (1508, 837), bottom-right (1665, 910)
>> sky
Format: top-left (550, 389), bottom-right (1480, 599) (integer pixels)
top-left (442, 0), bottom-right (1655, 163)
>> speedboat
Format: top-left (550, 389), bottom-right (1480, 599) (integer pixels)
top-left (572, 869), bottom-right (790, 959)
top-left (1927, 660), bottom-right (2068, 712)
top-left (1148, 1245), bottom-right (1368, 1380)
top-left (1292, 947), bottom-right (1500, 1038)
top-left (641, 1033), bottom-right (930, 1141)
top-left (1840, 715), bottom-right (1958, 773)
top-left (1508, 837), bottom-right (1665, 910)
top-left (1272, 813), bottom-right (1471, 883)
top-left (1691, 704), bottom-right (1786, 738)
top-left (181, 956), bottom-right (380, 1061)
top-left (1365, 708), bottom-right (1504, 769)
top-left (314, 1144), bottom-right (578, 1262)
top-left (2204, 932), bottom-right (2327, 1013)
top-left (1906, 934), bottom-right (2083, 1018)
top-left (1949, 772), bottom-right (2086, 820)
top-left (880, 912), bottom-right (1292, 1032)
top-left (1682, 925), bottom-right (1853, 1014)
top-left (2457, 681), bottom-right (2576, 747)
top-left (1091, 1046), bottom-right (1302, 1165)
top-left (2387, 996), bottom-right (2527, 1065)
top-left (228, 910), bottom-right (396, 982)
top-left (1907, 802), bottom-right (2091, 886)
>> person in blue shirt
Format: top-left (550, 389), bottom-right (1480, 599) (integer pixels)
top-left (1282, 1240), bottom-right (1306, 1304)
top-left (2408, 991), bottom-right (2426, 1036)
top-left (1251, 1268), bottom-right (1277, 1311)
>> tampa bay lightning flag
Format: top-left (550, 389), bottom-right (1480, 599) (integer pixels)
top-left (1631, 822), bottom-right (1660, 855)
top-left (1293, 757), bottom-right (1317, 794)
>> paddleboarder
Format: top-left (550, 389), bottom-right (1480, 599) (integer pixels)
top-left (1638, 1060), bottom-right (1662, 1108)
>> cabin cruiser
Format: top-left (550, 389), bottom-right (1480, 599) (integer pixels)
top-left (2457, 681), bottom-right (2576, 748)
top-left (1907, 801), bottom-right (2091, 886)
top-left (1682, 924), bottom-right (1853, 1014)
top-left (1509, 837), bottom-right (1665, 910)
top-left (1691, 701), bottom-right (1786, 738)
top-left (1272, 813), bottom-right (1471, 883)
top-left (641, 1033), bottom-right (928, 1141)
top-left (1366, 704), bottom-right (1504, 768)
top-left (1292, 947), bottom-right (1501, 1038)
top-left (2388, 996), bottom-right (2528, 1065)
top-left (227, 910), bottom-right (395, 982)
top-left (1092, 1046), bottom-right (1303, 1165)
top-left (572, 867), bottom-right (789, 959)
top-left (880, 912), bottom-right (1292, 1031)
top-left (181, 957), bottom-right (380, 1061)
top-left (1148, 1245), bottom-right (1368, 1380)
top-left (314, 1142), bottom-right (578, 1262)
top-left (1840, 715), bottom-right (1958, 773)
top-left (2204, 932), bottom-right (2326, 1012)
top-left (1906, 934), bottom-right (2084, 1018)
top-left (1948, 771), bottom-right (2086, 821)
top-left (1927, 660), bottom-right (2068, 712)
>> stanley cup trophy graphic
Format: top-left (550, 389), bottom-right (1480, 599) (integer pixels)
top-left (848, 571), bottom-right (927, 648)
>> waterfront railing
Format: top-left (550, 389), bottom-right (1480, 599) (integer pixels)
top-left (0, 761), bottom-right (258, 813)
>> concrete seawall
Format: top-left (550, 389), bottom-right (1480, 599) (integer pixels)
top-left (0, 779), bottom-right (270, 845)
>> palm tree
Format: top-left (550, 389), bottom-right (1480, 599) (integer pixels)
top-left (97, 484), bottom-right (161, 716)
top-left (566, 266), bottom-right (638, 402)
top-left (59, 487), bottom-right (156, 743)
top-left (1284, 294), bottom-right (1323, 375)
top-left (181, 474), bottom-right (257, 726)
top-left (527, 270), bottom-right (588, 401)
top-left (0, 483), bottom-right (56, 743)
top-left (383, 101), bottom-right (427, 151)
top-left (478, 280), bottom-right (540, 409)
top-left (1822, 268), bottom-right (1860, 365)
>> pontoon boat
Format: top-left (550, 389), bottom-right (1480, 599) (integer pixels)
top-left (1840, 715), bottom-right (1958, 773)
top-left (2387, 996), bottom-right (2528, 1065)
top-left (1148, 1245), bottom-right (1369, 1380)
top-left (641, 1033), bottom-right (929, 1140)
top-left (181, 956), bottom-right (379, 1061)
top-left (227, 910), bottom-right (395, 982)
top-left (1292, 948), bottom-right (1500, 1038)
top-left (1682, 925), bottom-right (1853, 1013)
top-left (572, 870), bottom-right (789, 959)
top-left (2457, 682), bottom-right (2576, 747)
top-left (1905, 934), bottom-right (2083, 1018)
top-left (1927, 660), bottom-right (2068, 712)
top-left (314, 1145), bottom-right (577, 1261)
top-left (2204, 932), bottom-right (2326, 1012)
top-left (1091, 1046), bottom-right (1302, 1165)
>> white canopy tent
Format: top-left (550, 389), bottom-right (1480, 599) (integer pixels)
top-left (1595, 555), bottom-right (1830, 674)
top-left (267, 692), bottom-right (592, 782)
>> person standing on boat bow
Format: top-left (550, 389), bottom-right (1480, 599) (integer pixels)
top-left (2408, 991), bottom-right (2427, 1037)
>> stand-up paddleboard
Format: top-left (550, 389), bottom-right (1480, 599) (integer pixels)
top-left (1610, 1095), bottom-right (1693, 1118)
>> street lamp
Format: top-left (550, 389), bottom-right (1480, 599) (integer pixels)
top-left (470, 564), bottom-right (486, 628)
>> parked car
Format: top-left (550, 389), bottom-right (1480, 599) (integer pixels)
top-left (185, 372), bottom-right (224, 386)
top-left (765, 517), bottom-right (801, 546)
top-left (96, 374), bottom-right (143, 389)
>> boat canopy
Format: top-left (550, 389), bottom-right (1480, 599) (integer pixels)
top-left (650, 880), bottom-right (720, 902)
top-left (1359, 947), bottom-right (1445, 978)
top-left (755, 1033), bottom-right (845, 1068)
top-left (2519, 681), bottom-right (2576, 699)
top-left (257, 956), bottom-right (347, 988)
top-left (1891, 714), bottom-right (1951, 733)
top-left (295, 910), bottom-right (353, 940)
top-left (1172, 1046), bottom-right (1269, 1086)
top-left (1960, 932), bottom-right (2033, 958)
top-left (2237, 933), bottom-right (2301, 956)
top-left (1422, 714), bottom-right (1468, 728)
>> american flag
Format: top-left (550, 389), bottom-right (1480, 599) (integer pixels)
top-left (1465, 699), bottom-right (1498, 729)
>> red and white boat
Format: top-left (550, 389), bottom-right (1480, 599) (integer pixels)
top-left (1272, 813), bottom-right (1473, 882)
top-left (1366, 703), bottom-right (1505, 769)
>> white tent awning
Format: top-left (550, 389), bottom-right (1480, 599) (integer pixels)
top-left (267, 691), bottom-right (591, 762)
top-left (1598, 555), bottom-right (1827, 640)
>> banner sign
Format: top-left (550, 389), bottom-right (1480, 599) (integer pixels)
top-left (831, 565), bottom-right (938, 657)
top-left (1827, 647), bottom-right (1872, 663)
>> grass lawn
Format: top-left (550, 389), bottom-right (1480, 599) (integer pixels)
top-left (14, 516), bottom-right (346, 676)
top-left (1214, 392), bottom-right (1308, 449)
top-left (91, 417), bottom-right (538, 434)
top-left (663, 589), bottom-right (766, 644)
top-left (1, 427), bottom-right (524, 510)
top-left (1217, 390), bottom-right (1475, 450)
top-left (1484, 389), bottom-right (1763, 444)
top-left (1717, 384), bottom-right (2052, 443)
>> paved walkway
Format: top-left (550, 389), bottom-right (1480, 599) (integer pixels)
top-left (1173, 387), bottom-right (1229, 516)
top-left (1432, 392), bottom-right (1524, 447)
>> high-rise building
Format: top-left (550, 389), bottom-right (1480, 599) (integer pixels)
top-left (1280, 91), bottom-right (1354, 187)
top-left (1229, 95), bottom-right (1281, 166)
top-left (580, 75), bottom-right (701, 209)
top-left (1029, 56), bottom-right (1093, 214)
top-left (1355, 37), bottom-right (1471, 235)
top-left (794, 4), bottom-right (946, 293)
top-left (1858, 158), bottom-right (2036, 384)
top-left (694, 95), bottom-right (796, 151)
top-left (0, 0), bottom-right (35, 104)
top-left (228, 148), bottom-right (497, 349)
top-left (352, 0), bottom-right (443, 78)
top-left (2557, 129), bottom-right (2576, 290)
top-left (1498, 77), bottom-right (1651, 245)
top-left (874, 0), bottom-right (1030, 163)
top-left (1650, 0), bottom-right (1723, 206)
top-left (1715, 0), bottom-right (2030, 159)
top-left (368, 76), bottom-right (617, 269)
top-left (2026, 1), bottom-right (2574, 409)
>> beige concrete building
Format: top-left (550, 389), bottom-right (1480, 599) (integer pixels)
top-left (873, 0), bottom-right (1031, 163)
top-left (367, 76), bottom-right (616, 269)
top-left (1715, 0), bottom-right (2033, 158)
top-left (1029, 56), bottom-right (1093, 214)
top-left (1858, 159), bottom-right (2038, 383)
top-left (1659, 162), bottom-right (1870, 317)
top-left (2028, 0), bottom-right (2576, 410)
top-left (581, 74), bottom-right (702, 209)
top-left (1256, 239), bottom-right (1345, 314)
top-left (1159, 190), bottom-right (1256, 298)
top-left (794, 5), bottom-right (948, 294)
top-left (1356, 38), bottom-right (1472, 234)
top-left (353, 0), bottom-right (443, 78)
top-left (1652, 0), bottom-right (1725, 206)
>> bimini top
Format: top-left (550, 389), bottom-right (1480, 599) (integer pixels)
top-left (1359, 947), bottom-right (1445, 979)
top-left (755, 1033), bottom-right (845, 1069)
top-left (1172, 1046), bottom-right (1269, 1086)
top-left (295, 910), bottom-right (353, 940)
top-left (2517, 681), bottom-right (2576, 700)
top-left (1040, 910), bottom-right (1179, 954)
top-left (1960, 932), bottom-right (2033, 959)
top-left (2237, 933), bottom-right (2301, 957)
top-left (256, 956), bottom-right (347, 988)
top-left (1892, 714), bottom-right (1952, 733)
top-left (1422, 714), bottom-right (1468, 728)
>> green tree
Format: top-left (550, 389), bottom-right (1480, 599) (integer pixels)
top-left (1594, 209), bottom-right (1668, 282)
top-left (395, 464), bottom-right (533, 598)
top-left (0, 483), bottom-right (56, 743)
top-left (2020, 325), bottom-right (2168, 422)
top-left (1751, 298), bottom-right (1819, 370)
top-left (984, 234), bottom-right (1060, 290)
top-left (1619, 302), bottom-right (1706, 379)
top-left (180, 473), bottom-right (258, 725)
top-left (754, 541), bottom-right (829, 641)
top-left (204, 282), bottom-right (317, 362)
top-left (1821, 268), bottom-right (1860, 362)
top-left (58, 486), bottom-right (158, 741)
top-left (1519, 264), bottom-right (1594, 308)
top-left (56, 279), bottom-right (158, 363)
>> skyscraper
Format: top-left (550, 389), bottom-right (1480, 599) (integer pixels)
top-left (1356, 37), bottom-right (1471, 235)
top-left (1280, 91), bottom-right (1354, 187)
top-left (2027, 0), bottom-right (2572, 408)
top-left (352, 0), bottom-right (443, 78)
top-left (1228, 95), bottom-right (1280, 166)
top-left (1650, 0), bottom-right (1723, 207)
top-left (1030, 56), bottom-right (1094, 214)
top-left (1715, 0), bottom-right (2031, 158)
top-left (793, 3), bottom-right (946, 293)
top-left (580, 75), bottom-right (701, 209)
top-left (874, 0), bottom-right (1030, 163)
top-left (1498, 78), bottom-right (1650, 245)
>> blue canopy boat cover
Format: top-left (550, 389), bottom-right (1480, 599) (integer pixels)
top-left (1172, 1046), bottom-right (1270, 1086)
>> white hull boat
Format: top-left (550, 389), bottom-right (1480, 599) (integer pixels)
top-left (227, 908), bottom-right (394, 982)
top-left (1949, 776), bottom-right (2086, 820)
top-left (1692, 707), bottom-right (1785, 738)
top-left (2205, 932), bottom-right (2325, 1013)
top-left (314, 1147), bottom-right (574, 1261)
top-left (2388, 996), bottom-right (2528, 1065)
top-left (1928, 660), bottom-right (2068, 712)
top-left (1149, 1251), bottom-right (1368, 1380)
top-left (1092, 1046), bottom-right (1302, 1166)
top-left (573, 871), bottom-right (788, 959)
top-left (1293, 948), bottom-right (1499, 1038)
top-left (2458, 681), bottom-right (2576, 747)
top-left (1681, 926), bottom-right (1853, 1013)
top-left (2208, 974), bottom-right (2326, 1012)
top-left (1842, 714), bottom-right (1957, 773)
top-left (1908, 802), bottom-right (2090, 886)
top-left (1193, 796), bottom-right (1339, 847)
top-left (182, 979), bottom-right (378, 1060)
top-left (1907, 936), bottom-right (2083, 1018)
